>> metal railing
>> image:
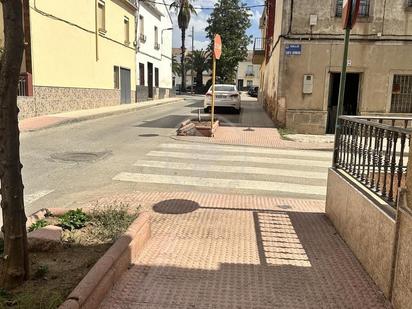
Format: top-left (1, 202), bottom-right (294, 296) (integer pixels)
top-left (253, 38), bottom-right (265, 52)
top-left (334, 116), bottom-right (412, 208)
top-left (18, 75), bottom-right (27, 96)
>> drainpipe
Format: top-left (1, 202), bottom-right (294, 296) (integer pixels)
top-left (95, 0), bottom-right (99, 61)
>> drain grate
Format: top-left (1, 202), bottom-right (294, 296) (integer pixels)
top-left (50, 151), bottom-right (111, 162)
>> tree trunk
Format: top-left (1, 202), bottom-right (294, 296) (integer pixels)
top-left (0, 0), bottom-right (29, 288)
top-left (181, 28), bottom-right (186, 92)
top-left (196, 71), bottom-right (203, 93)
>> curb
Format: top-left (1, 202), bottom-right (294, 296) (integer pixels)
top-left (21, 97), bottom-right (185, 133)
top-left (59, 211), bottom-right (151, 309)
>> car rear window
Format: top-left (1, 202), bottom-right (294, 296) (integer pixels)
top-left (214, 85), bottom-right (236, 92)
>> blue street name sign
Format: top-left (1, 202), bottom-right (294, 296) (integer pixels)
top-left (285, 44), bottom-right (302, 55)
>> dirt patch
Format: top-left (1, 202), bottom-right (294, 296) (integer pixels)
top-left (0, 242), bottom-right (110, 308)
top-left (0, 204), bottom-right (139, 309)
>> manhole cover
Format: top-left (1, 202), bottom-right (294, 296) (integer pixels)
top-left (50, 151), bottom-right (110, 162)
top-left (277, 204), bottom-right (292, 210)
top-left (139, 134), bottom-right (159, 137)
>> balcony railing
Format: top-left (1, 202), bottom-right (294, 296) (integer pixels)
top-left (154, 42), bottom-right (160, 50)
top-left (334, 116), bottom-right (412, 208)
top-left (17, 72), bottom-right (33, 97)
top-left (253, 37), bottom-right (265, 52)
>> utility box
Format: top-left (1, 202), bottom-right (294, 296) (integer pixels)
top-left (309, 15), bottom-right (318, 26)
top-left (303, 74), bottom-right (314, 94)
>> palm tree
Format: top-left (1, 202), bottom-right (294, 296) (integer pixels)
top-left (187, 49), bottom-right (210, 93)
top-left (170, 0), bottom-right (196, 92)
top-left (172, 56), bottom-right (181, 76)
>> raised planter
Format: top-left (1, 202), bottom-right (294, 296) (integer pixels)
top-left (59, 212), bottom-right (151, 309)
top-left (177, 118), bottom-right (219, 137)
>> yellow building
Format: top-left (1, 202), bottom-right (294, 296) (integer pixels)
top-left (1, 0), bottom-right (137, 118)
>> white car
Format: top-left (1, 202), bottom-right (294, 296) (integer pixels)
top-left (204, 84), bottom-right (241, 114)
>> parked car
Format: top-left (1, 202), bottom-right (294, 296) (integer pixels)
top-left (250, 86), bottom-right (259, 97)
top-left (247, 87), bottom-right (254, 96)
top-left (204, 84), bottom-right (241, 114)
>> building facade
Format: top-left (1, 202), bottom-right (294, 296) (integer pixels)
top-left (255, 0), bottom-right (412, 134)
top-left (0, 0), bottom-right (137, 119)
top-left (236, 51), bottom-right (260, 91)
top-left (135, 0), bottom-right (173, 101)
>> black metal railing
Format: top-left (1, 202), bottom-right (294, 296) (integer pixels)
top-left (253, 38), bottom-right (265, 52)
top-left (334, 116), bottom-right (412, 208)
top-left (18, 75), bottom-right (27, 96)
top-left (336, 0), bottom-right (370, 17)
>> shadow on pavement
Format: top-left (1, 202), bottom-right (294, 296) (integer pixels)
top-left (103, 201), bottom-right (390, 308)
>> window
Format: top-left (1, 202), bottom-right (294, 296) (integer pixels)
top-left (247, 80), bottom-right (253, 87)
top-left (139, 63), bottom-right (145, 86)
top-left (246, 65), bottom-right (254, 76)
top-left (336, 0), bottom-right (370, 17)
top-left (155, 68), bottom-right (159, 87)
top-left (154, 26), bottom-right (160, 50)
top-left (97, 1), bottom-right (106, 32)
top-left (139, 15), bottom-right (146, 42)
top-left (408, 0), bottom-right (412, 7)
top-left (391, 75), bottom-right (412, 113)
top-left (114, 66), bottom-right (119, 89)
top-left (124, 17), bottom-right (130, 44)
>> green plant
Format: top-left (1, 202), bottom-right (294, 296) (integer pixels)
top-left (33, 265), bottom-right (49, 280)
top-left (58, 209), bottom-right (89, 231)
top-left (90, 203), bottom-right (139, 242)
top-left (278, 128), bottom-right (296, 141)
top-left (28, 219), bottom-right (48, 232)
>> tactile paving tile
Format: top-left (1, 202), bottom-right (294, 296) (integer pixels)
top-left (99, 192), bottom-right (391, 309)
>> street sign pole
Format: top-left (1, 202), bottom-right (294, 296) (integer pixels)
top-left (211, 34), bottom-right (222, 136)
top-left (333, 0), bottom-right (360, 167)
top-left (211, 55), bottom-right (216, 133)
top-left (333, 28), bottom-right (350, 167)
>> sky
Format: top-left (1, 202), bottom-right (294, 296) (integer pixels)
top-left (168, 0), bottom-right (265, 51)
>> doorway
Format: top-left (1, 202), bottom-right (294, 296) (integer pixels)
top-left (238, 79), bottom-right (244, 91)
top-left (120, 68), bottom-right (131, 104)
top-left (148, 62), bottom-right (153, 99)
top-left (326, 72), bottom-right (360, 134)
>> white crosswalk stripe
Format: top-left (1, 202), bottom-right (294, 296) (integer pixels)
top-left (147, 151), bottom-right (331, 167)
top-left (114, 172), bottom-right (326, 196)
top-left (113, 142), bottom-right (332, 199)
top-left (133, 160), bottom-right (327, 179)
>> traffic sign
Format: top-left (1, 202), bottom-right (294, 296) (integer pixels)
top-left (342, 0), bottom-right (361, 29)
top-left (214, 34), bottom-right (222, 60)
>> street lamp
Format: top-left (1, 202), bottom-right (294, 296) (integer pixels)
top-left (161, 27), bottom-right (173, 44)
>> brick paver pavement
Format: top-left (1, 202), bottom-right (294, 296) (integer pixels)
top-left (99, 192), bottom-right (390, 309)
top-left (176, 127), bottom-right (334, 150)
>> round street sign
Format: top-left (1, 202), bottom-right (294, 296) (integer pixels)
top-left (214, 34), bottom-right (222, 60)
top-left (342, 0), bottom-right (361, 29)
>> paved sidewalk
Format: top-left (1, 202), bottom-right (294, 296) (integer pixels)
top-left (19, 97), bottom-right (184, 132)
top-left (176, 127), bottom-right (334, 150)
top-left (99, 192), bottom-right (390, 309)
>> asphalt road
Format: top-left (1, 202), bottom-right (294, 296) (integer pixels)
top-left (14, 95), bottom-right (331, 221)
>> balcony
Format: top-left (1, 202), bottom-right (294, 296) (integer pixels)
top-left (139, 34), bottom-right (146, 43)
top-left (245, 72), bottom-right (255, 77)
top-left (154, 42), bottom-right (160, 50)
top-left (252, 38), bottom-right (265, 65)
top-left (17, 72), bottom-right (33, 97)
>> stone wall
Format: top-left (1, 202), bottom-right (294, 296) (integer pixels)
top-left (392, 192), bottom-right (412, 309)
top-left (18, 86), bottom-right (121, 119)
top-left (326, 169), bottom-right (397, 297)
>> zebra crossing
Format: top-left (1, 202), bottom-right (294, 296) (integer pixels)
top-left (113, 142), bottom-right (333, 200)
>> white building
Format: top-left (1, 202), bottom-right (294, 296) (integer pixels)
top-left (136, 0), bottom-right (173, 101)
top-left (236, 51), bottom-right (260, 91)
